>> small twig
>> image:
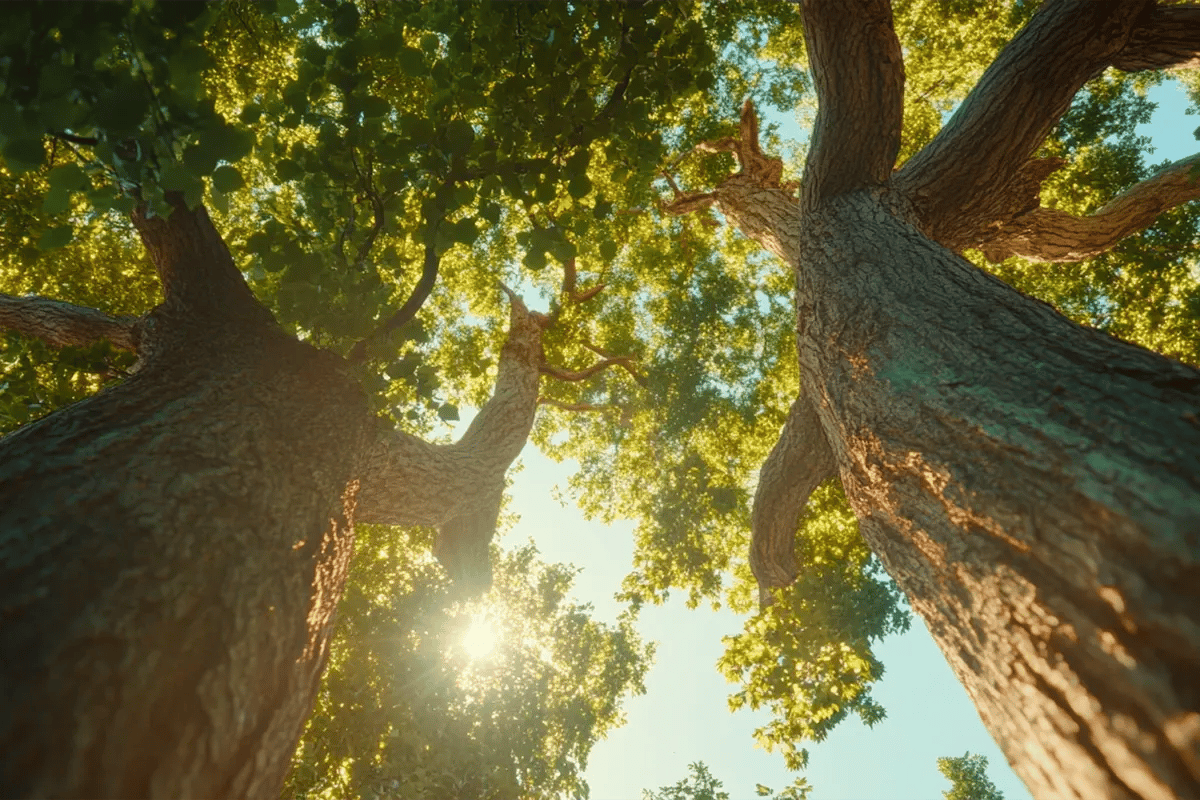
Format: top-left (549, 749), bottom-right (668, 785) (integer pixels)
top-left (50, 132), bottom-right (100, 146)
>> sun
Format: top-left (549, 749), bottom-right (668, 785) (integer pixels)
top-left (462, 613), bottom-right (498, 660)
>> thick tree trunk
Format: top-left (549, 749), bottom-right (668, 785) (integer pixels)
top-left (0, 204), bottom-right (375, 798)
top-left (727, 178), bottom-right (1200, 799)
top-left (0, 197), bottom-right (545, 797)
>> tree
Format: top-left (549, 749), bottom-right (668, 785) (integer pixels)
top-left (658, 3), bottom-right (1200, 799)
top-left (939, 752), bottom-right (1007, 800)
top-left (1, 2), bottom-right (1198, 800)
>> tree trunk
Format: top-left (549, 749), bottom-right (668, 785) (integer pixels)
top-left (0, 204), bottom-right (375, 798)
top-left (728, 179), bottom-right (1200, 799)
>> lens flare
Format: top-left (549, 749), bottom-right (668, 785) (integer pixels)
top-left (462, 613), bottom-right (497, 659)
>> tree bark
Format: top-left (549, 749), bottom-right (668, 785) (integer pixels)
top-left (0, 197), bottom-right (537, 796)
top-left (712, 3), bottom-right (1200, 796)
top-left (0, 209), bottom-right (375, 798)
top-left (720, 165), bottom-right (1200, 800)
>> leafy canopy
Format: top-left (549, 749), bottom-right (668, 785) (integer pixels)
top-left (2, 1), bottom-right (1198, 794)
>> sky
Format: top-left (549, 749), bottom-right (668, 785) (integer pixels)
top-left (460, 79), bottom-right (1195, 800)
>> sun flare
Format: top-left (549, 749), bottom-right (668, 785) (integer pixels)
top-left (462, 614), bottom-right (498, 659)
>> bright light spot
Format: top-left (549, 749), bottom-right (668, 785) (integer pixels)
top-left (462, 614), bottom-right (497, 660)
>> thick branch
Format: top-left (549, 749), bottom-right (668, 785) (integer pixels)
top-left (750, 394), bottom-right (838, 608)
top-left (355, 289), bottom-right (546, 529)
top-left (1113, 5), bottom-right (1200, 71)
top-left (346, 241), bottom-right (438, 364)
top-left (894, 0), bottom-right (1154, 244)
top-left (979, 153), bottom-right (1200, 262)
top-left (0, 293), bottom-right (139, 351)
top-left (131, 194), bottom-right (272, 326)
top-left (799, 0), bottom-right (904, 207)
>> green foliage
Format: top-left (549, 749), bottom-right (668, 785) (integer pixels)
top-left (718, 482), bottom-right (910, 770)
top-left (285, 525), bottom-right (652, 800)
top-left (937, 752), bottom-right (1006, 800)
top-left (2, 1), bottom-right (1198, 795)
top-left (981, 72), bottom-right (1200, 366)
top-left (641, 762), bottom-right (811, 800)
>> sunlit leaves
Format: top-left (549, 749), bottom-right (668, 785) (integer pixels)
top-left (286, 525), bottom-right (651, 800)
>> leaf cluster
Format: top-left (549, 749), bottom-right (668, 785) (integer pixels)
top-left (285, 525), bottom-right (652, 800)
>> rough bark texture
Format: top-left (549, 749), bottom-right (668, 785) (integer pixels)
top-left (1113, 5), bottom-right (1200, 71)
top-left (0, 201), bottom-right (374, 798)
top-left (980, 154), bottom-right (1200, 263)
top-left (750, 394), bottom-right (836, 606)
top-left (0, 293), bottom-right (140, 351)
top-left (894, 0), bottom-right (1155, 249)
top-left (0, 196), bottom-right (538, 797)
top-left (723, 2), bottom-right (1200, 798)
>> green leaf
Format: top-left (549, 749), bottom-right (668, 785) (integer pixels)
top-left (239, 104), bottom-right (264, 125)
top-left (275, 158), bottom-right (304, 182)
top-left (450, 219), bottom-right (479, 246)
top-left (437, 402), bottom-right (459, 422)
top-left (182, 143), bottom-right (219, 176)
top-left (479, 201), bottom-right (502, 224)
top-left (443, 119), bottom-right (475, 156)
top-left (395, 47), bottom-right (425, 76)
top-left (159, 162), bottom-right (205, 208)
top-left (567, 174), bottom-right (592, 199)
top-left (330, 2), bottom-right (360, 37)
top-left (599, 240), bottom-right (619, 261)
top-left (302, 41), bottom-right (327, 65)
top-left (524, 248), bottom-right (547, 271)
top-left (2, 137), bottom-right (46, 173)
top-left (94, 83), bottom-right (150, 136)
top-left (206, 124), bottom-right (256, 164)
top-left (37, 225), bottom-right (73, 250)
top-left (42, 186), bottom-right (72, 216)
top-left (47, 163), bottom-right (88, 193)
top-left (211, 165), bottom-right (244, 193)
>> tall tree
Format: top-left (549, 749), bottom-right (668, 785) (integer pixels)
top-left (0, 2), bottom-right (1198, 800)
top-left (661, 2), bottom-right (1200, 798)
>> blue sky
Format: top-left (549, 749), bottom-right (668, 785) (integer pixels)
top-left (471, 78), bottom-right (1195, 800)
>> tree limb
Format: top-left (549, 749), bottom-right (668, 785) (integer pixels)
top-left (894, 0), bottom-right (1155, 246)
top-left (750, 394), bottom-right (838, 608)
top-left (0, 293), bottom-right (140, 352)
top-left (978, 153), bottom-right (1200, 262)
top-left (346, 240), bottom-right (438, 364)
top-left (131, 194), bottom-right (273, 327)
top-left (355, 288), bottom-right (548, 573)
top-left (799, 0), bottom-right (904, 207)
top-left (1113, 4), bottom-right (1200, 71)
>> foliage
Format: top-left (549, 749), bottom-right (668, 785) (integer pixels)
top-left (641, 761), bottom-right (811, 800)
top-left (937, 752), bottom-right (1006, 800)
top-left (718, 482), bottom-right (910, 771)
top-left (284, 525), bottom-right (652, 800)
top-left (1, 0), bottom-right (1198, 794)
top-left (982, 71), bottom-right (1200, 365)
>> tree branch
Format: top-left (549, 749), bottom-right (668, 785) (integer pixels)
top-left (750, 394), bottom-right (838, 608)
top-left (799, 0), bottom-right (904, 207)
top-left (1113, 4), bottom-right (1200, 71)
top-left (131, 194), bottom-right (273, 327)
top-left (355, 289), bottom-right (549, 587)
top-left (978, 153), bottom-right (1200, 262)
top-left (894, 0), bottom-right (1154, 246)
top-left (0, 293), bottom-right (140, 352)
top-left (346, 240), bottom-right (438, 364)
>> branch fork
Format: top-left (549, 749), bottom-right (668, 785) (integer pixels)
top-left (664, 101), bottom-right (799, 217)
